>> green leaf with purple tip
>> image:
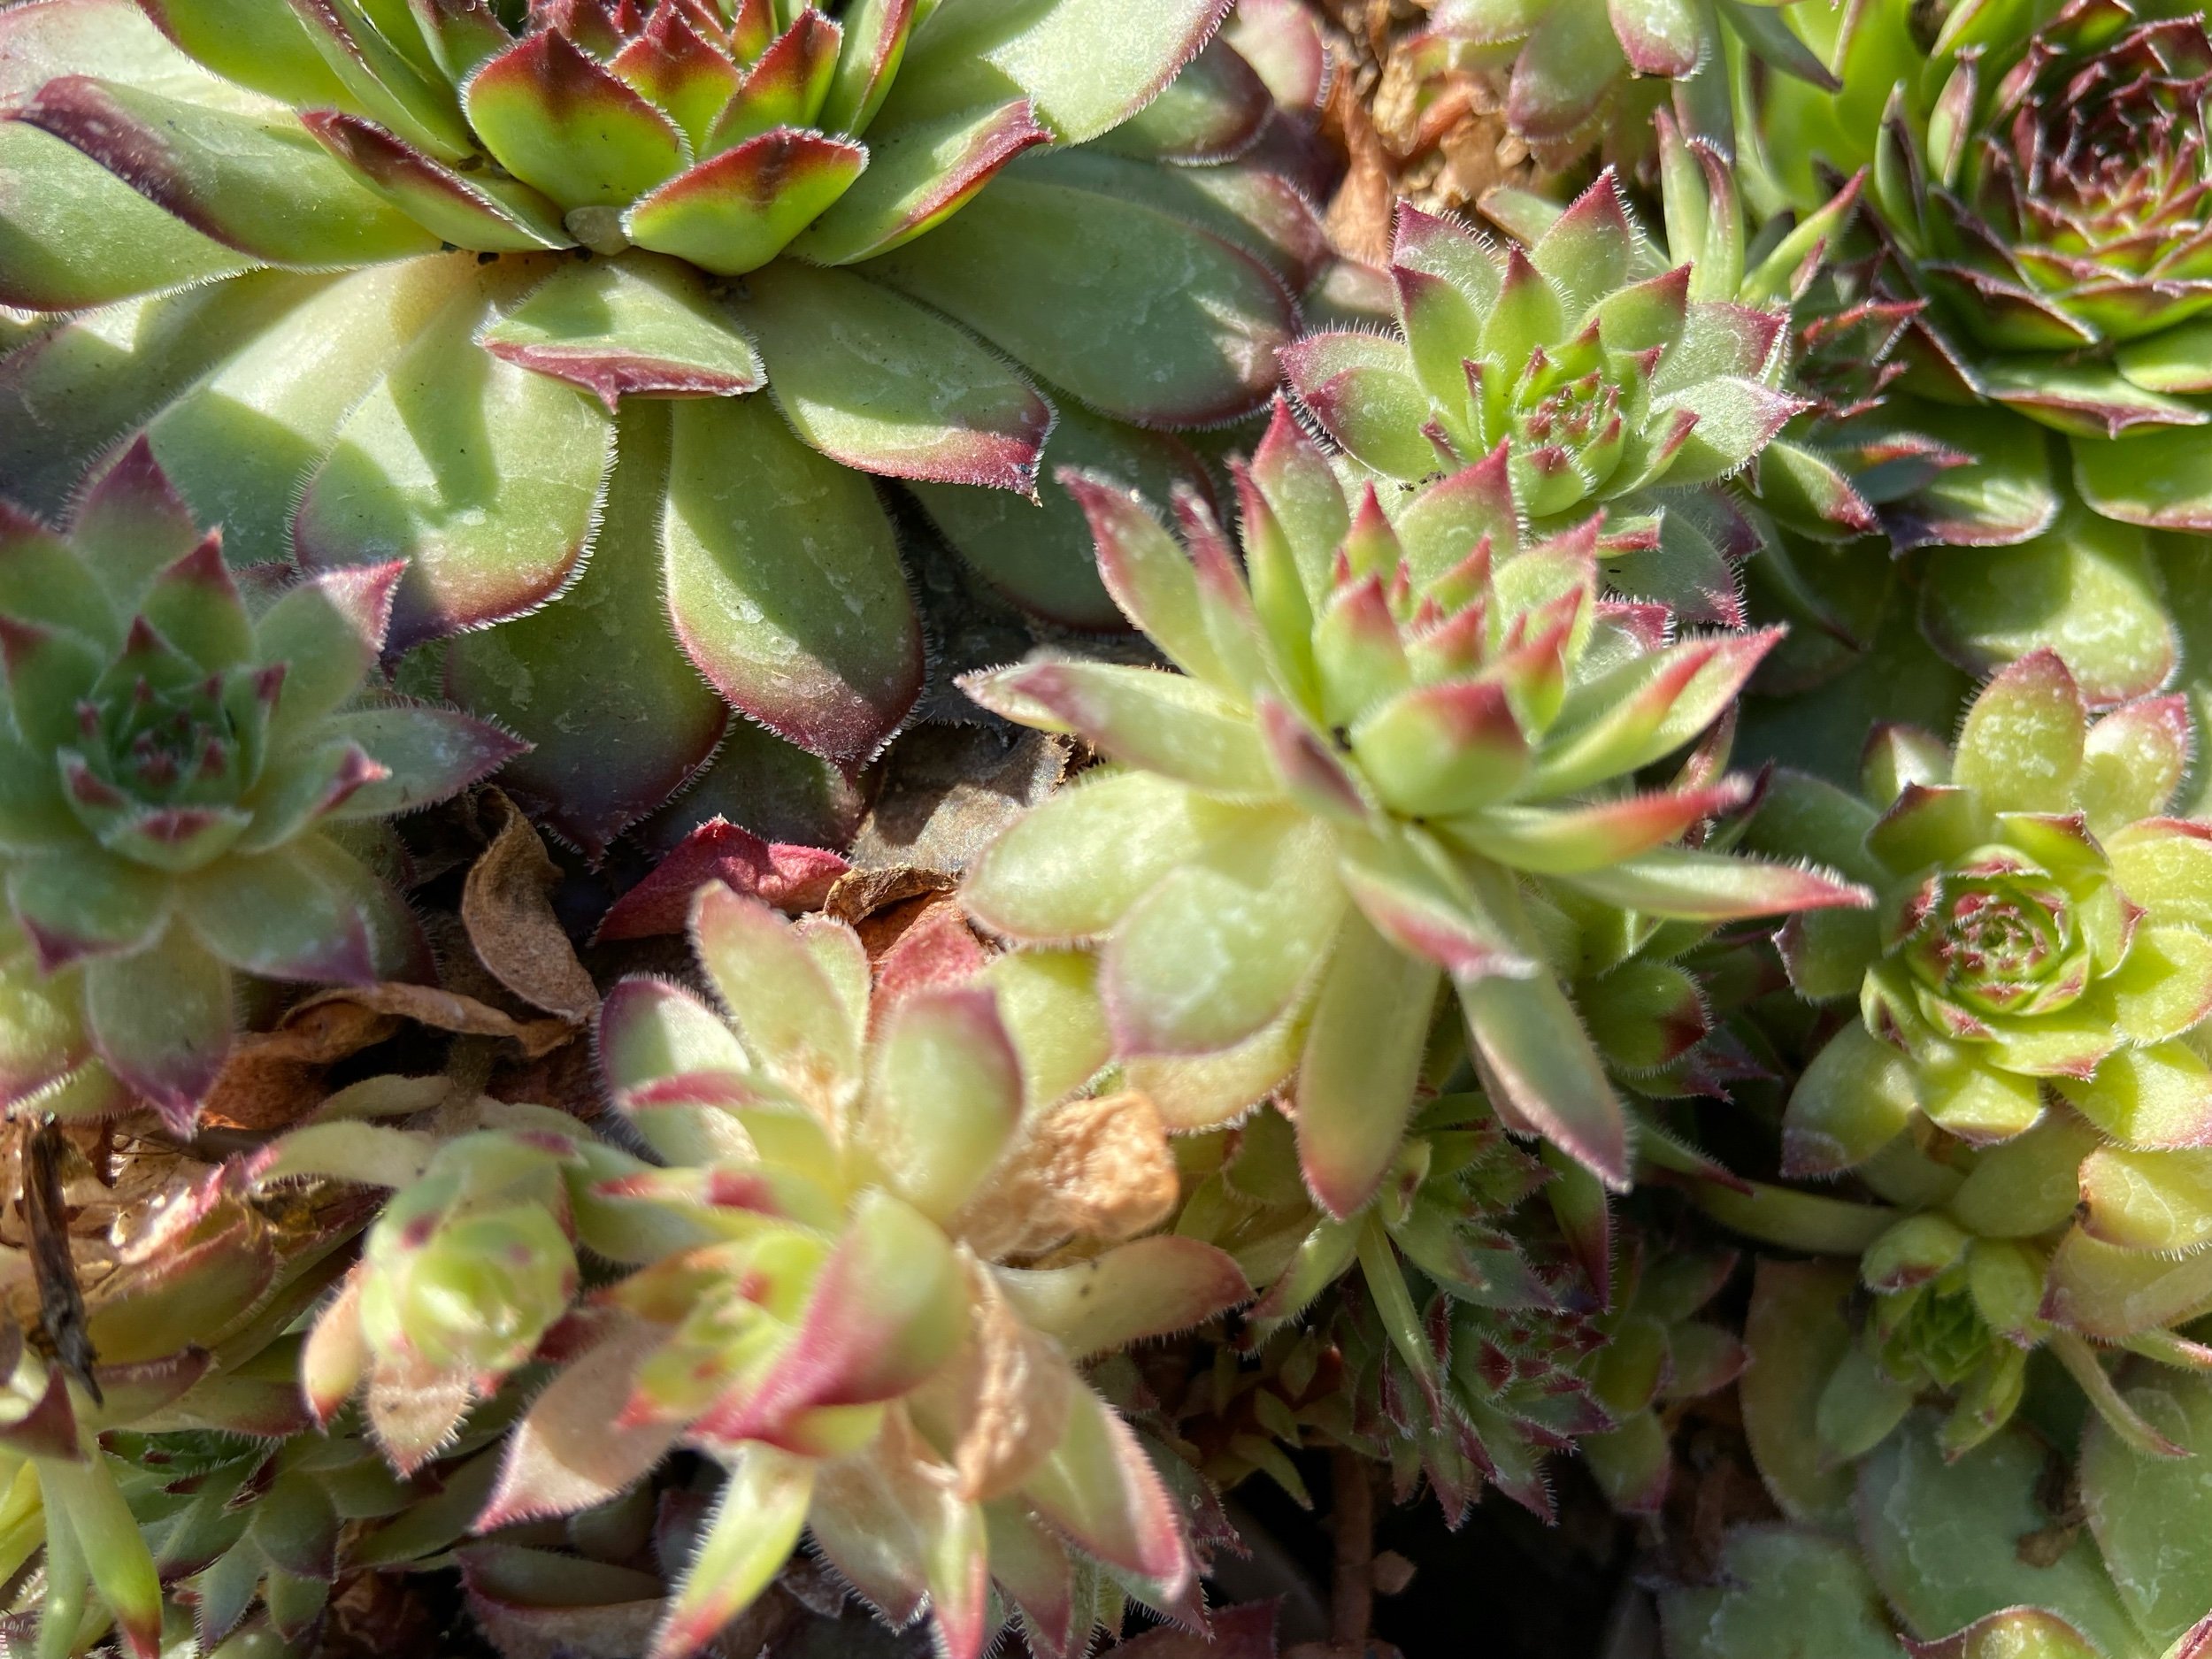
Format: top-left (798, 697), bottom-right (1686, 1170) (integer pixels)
top-left (733, 260), bottom-right (1050, 492)
top-left (1279, 331), bottom-right (1439, 481)
top-left (661, 393), bottom-right (920, 767)
top-left (1460, 971), bottom-right (1629, 1187)
top-left (15, 76), bottom-right (439, 267)
top-left (294, 265), bottom-right (615, 649)
top-left (304, 111), bottom-right (572, 251)
top-left (464, 31), bottom-right (688, 210)
top-left (0, 125), bottom-right (254, 312)
top-left (625, 128), bottom-right (865, 275)
top-left (477, 255), bottom-right (765, 411)
top-left (791, 99), bottom-right (1048, 264)
top-left (82, 922), bottom-right (231, 1126)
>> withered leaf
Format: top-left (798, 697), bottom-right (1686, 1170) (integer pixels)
top-left (23, 1120), bottom-right (99, 1404)
top-left (463, 791), bottom-right (600, 1024)
top-left (288, 984), bottom-right (575, 1061)
top-left (953, 1092), bottom-right (1179, 1262)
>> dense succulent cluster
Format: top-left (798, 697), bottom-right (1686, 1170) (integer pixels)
top-left (963, 396), bottom-right (1864, 1213)
top-left (14, 0), bottom-right (2212, 1652)
top-left (0, 0), bottom-right (1315, 850)
top-left (0, 448), bottom-right (515, 1133)
top-left (0, 1127), bottom-right (492, 1659)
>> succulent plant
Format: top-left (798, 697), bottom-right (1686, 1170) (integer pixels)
top-left (1281, 169), bottom-right (1821, 623)
top-left (1191, 1093), bottom-right (1633, 1519)
top-left (960, 399), bottom-right (1867, 1214)
top-left (1760, 649), bottom-right (2209, 1161)
top-left (1696, 650), bottom-right (2212, 1455)
top-left (1748, 0), bottom-right (2212, 705)
top-left (1576, 1239), bottom-right (1742, 1513)
top-left (1416, 0), bottom-right (1840, 162)
top-left (0, 443), bottom-right (518, 1133)
top-left (0, 0), bottom-right (1311, 852)
top-left (0, 1128), bottom-right (380, 1657)
top-left (265, 1094), bottom-right (605, 1473)
top-left (1690, 1317), bottom-right (2212, 1659)
top-left (437, 885), bottom-right (1254, 1659)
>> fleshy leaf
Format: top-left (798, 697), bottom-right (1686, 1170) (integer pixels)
top-left (17, 75), bottom-right (439, 266)
top-left (1953, 649), bottom-right (2087, 814)
top-left (1295, 907), bottom-right (1443, 1217)
top-left (733, 260), bottom-right (1051, 492)
top-left (464, 30), bottom-right (687, 209)
top-left (663, 394), bottom-right (921, 766)
top-left (1460, 972), bottom-right (1629, 1188)
top-left (442, 404), bottom-right (722, 855)
top-left (867, 171), bottom-right (1291, 427)
top-left (866, 985), bottom-right (1023, 1225)
top-left (294, 265), bottom-right (615, 648)
top-left (82, 924), bottom-right (232, 1131)
top-left (478, 256), bottom-right (764, 410)
top-left (650, 1446), bottom-right (815, 1659)
top-left (624, 127), bottom-right (866, 275)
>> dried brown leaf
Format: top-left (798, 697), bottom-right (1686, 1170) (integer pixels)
top-left (465, 792), bottom-right (599, 1023)
top-left (198, 997), bottom-right (404, 1130)
top-left (955, 1092), bottom-right (1178, 1262)
top-left (1322, 72), bottom-right (1394, 264)
top-left (289, 984), bottom-right (575, 1060)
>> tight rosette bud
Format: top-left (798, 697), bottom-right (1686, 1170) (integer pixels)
top-left (265, 1099), bottom-right (600, 1471)
top-left (0, 448), bottom-right (518, 1133)
top-left (356, 1141), bottom-right (581, 1381)
top-left (961, 401), bottom-right (1868, 1217)
top-left (1281, 173), bottom-right (1811, 624)
top-left (469, 887), bottom-right (1248, 1659)
top-left (1763, 649), bottom-right (2211, 1159)
top-left (0, 0), bottom-right (1311, 849)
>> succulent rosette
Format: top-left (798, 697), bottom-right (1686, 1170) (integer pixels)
top-left (1664, 1386), bottom-right (2212, 1659)
top-left (1747, 0), bottom-right (2212, 704)
top-left (0, 444), bottom-right (518, 1133)
top-left (1762, 649), bottom-right (2212, 1158)
top-left (432, 887), bottom-right (1253, 1659)
top-left (1279, 171), bottom-right (1815, 624)
top-left (1699, 650), bottom-right (2212, 1458)
top-left (264, 1096), bottom-right (604, 1471)
top-left (0, 0), bottom-right (1313, 854)
top-left (1175, 1096), bottom-right (1617, 1518)
top-left (959, 397), bottom-right (1867, 1216)
top-left (1576, 1240), bottom-right (1743, 1514)
top-left (0, 1133), bottom-right (383, 1658)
